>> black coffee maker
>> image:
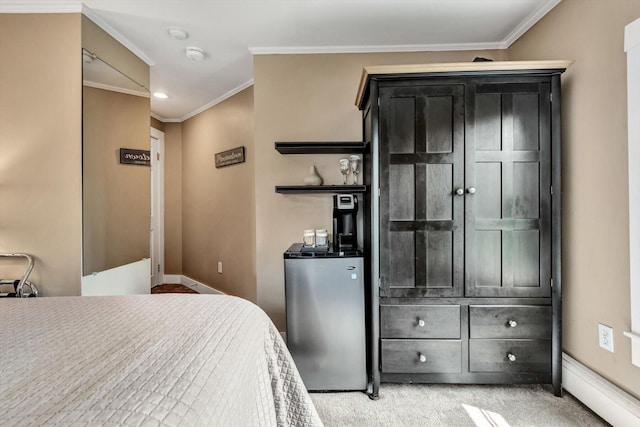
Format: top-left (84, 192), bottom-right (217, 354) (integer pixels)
top-left (333, 194), bottom-right (358, 251)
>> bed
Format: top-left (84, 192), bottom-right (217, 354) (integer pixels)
top-left (0, 294), bottom-right (323, 426)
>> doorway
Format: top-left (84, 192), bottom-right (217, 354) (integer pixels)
top-left (150, 127), bottom-right (165, 288)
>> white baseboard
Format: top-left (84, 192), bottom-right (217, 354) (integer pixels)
top-left (180, 275), bottom-right (225, 295)
top-left (159, 274), bottom-right (224, 294)
top-left (562, 353), bottom-right (640, 426)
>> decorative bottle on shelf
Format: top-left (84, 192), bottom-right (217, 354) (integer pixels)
top-left (304, 165), bottom-right (323, 186)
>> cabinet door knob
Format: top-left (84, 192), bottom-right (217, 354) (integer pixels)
top-left (454, 188), bottom-right (464, 196)
top-left (508, 320), bottom-right (518, 328)
top-left (418, 319), bottom-right (425, 327)
top-left (507, 353), bottom-right (517, 362)
top-left (419, 353), bottom-right (427, 363)
top-left (467, 187), bottom-right (476, 194)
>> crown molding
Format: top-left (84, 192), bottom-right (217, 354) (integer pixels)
top-left (178, 79), bottom-right (255, 122)
top-left (249, 42), bottom-right (503, 55)
top-left (81, 4), bottom-right (155, 66)
top-left (500, 0), bottom-right (562, 48)
top-left (0, 0), bottom-right (82, 13)
top-left (150, 112), bottom-right (166, 122)
top-left (151, 79), bottom-right (255, 123)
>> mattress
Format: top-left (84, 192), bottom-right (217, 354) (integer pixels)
top-left (0, 294), bottom-right (323, 426)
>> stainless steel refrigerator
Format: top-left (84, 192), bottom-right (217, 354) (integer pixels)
top-left (284, 244), bottom-right (367, 391)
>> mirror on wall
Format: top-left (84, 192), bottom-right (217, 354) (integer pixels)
top-left (82, 48), bottom-right (151, 275)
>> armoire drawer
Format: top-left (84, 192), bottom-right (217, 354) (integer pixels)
top-left (469, 305), bottom-right (551, 339)
top-left (469, 339), bottom-right (551, 374)
top-left (381, 339), bottom-right (462, 373)
top-left (381, 305), bottom-right (461, 339)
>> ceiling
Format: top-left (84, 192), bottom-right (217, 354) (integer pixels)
top-left (1, 0), bottom-right (561, 121)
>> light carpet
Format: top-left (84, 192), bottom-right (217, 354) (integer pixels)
top-left (310, 384), bottom-right (608, 426)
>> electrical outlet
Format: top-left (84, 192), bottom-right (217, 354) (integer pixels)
top-left (217, 261), bottom-right (223, 274)
top-left (598, 323), bottom-right (614, 352)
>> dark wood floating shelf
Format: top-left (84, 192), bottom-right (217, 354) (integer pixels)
top-left (275, 141), bottom-right (368, 154)
top-left (275, 185), bottom-right (367, 194)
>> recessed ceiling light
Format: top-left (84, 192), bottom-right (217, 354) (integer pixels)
top-left (153, 92), bottom-right (169, 99)
top-left (168, 27), bottom-right (188, 40)
top-left (185, 47), bottom-right (206, 61)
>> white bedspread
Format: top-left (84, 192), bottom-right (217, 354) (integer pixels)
top-left (0, 294), bottom-right (322, 426)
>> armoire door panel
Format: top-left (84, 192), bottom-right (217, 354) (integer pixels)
top-left (512, 93), bottom-right (540, 151)
top-left (426, 231), bottom-right (454, 288)
top-left (510, 230), bottom-right (541, 287)
top-left (474, 93), bottom-right (502, 151)
top-left (388, 97), bottom-right (416, 154)
top-left (466, 82), bottom-right (551, 298)
top-left (512, 162), bottom-right (540, 219)
top-left (475, 230), bottom-right (502, 288)
top-left (389, 231), bottom-right (415, 288)
top-left (426, 96), bottom-right (454, 153)
top-left (389, 164), bottom-right (415, 220)
top-left (475, 162), bottom-right (502, 219)
top-left (380, 83), bottom-right (464, 297)
top-left (426, 163), bottom-right (454, 220)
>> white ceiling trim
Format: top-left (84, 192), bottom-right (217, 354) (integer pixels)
top-left (81, 5), bottom-right (155, 66)
top-left (173, 79), bottom-right (255, 123)
top-left (500, 0), bottom-right (562, 48)
top-left (0, 1), bottom-right (81, 12)
top-left (150, 111), bottom-right (165, 122)
top-left (249, 42), bottom-right (504, 55)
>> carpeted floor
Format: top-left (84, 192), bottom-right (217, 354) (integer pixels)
top-left (310, 383), bottom-right (609, 426)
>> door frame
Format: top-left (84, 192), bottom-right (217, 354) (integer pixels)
top-left (150, 127), bottom-right (165, 288)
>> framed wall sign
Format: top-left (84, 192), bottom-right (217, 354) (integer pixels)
top-left (215, 146), bottom-right (245, 168)
top-left (120, 148), bottom-right (151, 166)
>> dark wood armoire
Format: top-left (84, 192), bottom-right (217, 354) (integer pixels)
top-left (357, 61), bottom-right (571, 398)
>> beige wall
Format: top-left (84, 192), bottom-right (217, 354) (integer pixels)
top-left (253, 50), bottom-right (508, 329)
top-left (164, 122), bottom-right (183, 274)
top-left (509, 0), bottom-right (640, 398)
top-left (82, 86), bottom-right (150, 274)
top-left (0, 14), bottom-right (82, 295)
top-left (181, 87), bottom-right (256, 301)
top-left (151, 116), bottom-right (165, 132)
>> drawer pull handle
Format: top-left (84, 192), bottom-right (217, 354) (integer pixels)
top-left (507, 353), bottom-right (517, 362)
top-left (419, 353), bottom-right (427, 363)
top-left (507, 320), bottom-right (518, 328)
top-left (418, 319), bottom-right (425, 327)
